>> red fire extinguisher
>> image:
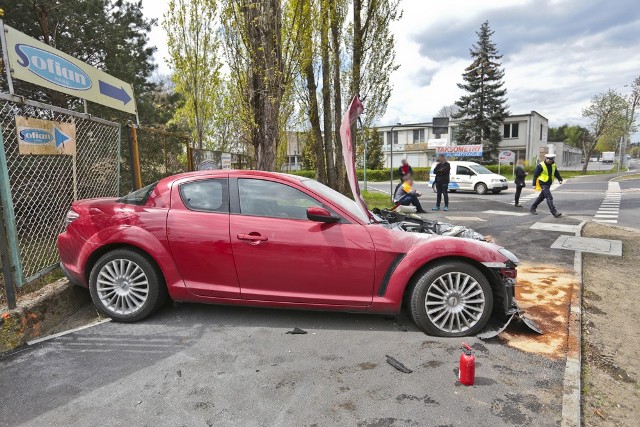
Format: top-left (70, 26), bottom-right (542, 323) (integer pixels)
top-left (459, 343), bottom-right (475, 386)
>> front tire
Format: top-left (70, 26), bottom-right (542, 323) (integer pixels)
top-left (89, 249), bottom-right (167, 322)
top-left (409, 261), bottom-right (493, 337)
top-left (475, 182), bottom-right (488, 195)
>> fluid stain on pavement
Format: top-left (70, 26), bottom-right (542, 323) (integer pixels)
top-left (499, 263), bottom-right (578, 359)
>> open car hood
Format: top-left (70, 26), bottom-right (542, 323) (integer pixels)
top-left (339, 96), bottom-right (375, 222)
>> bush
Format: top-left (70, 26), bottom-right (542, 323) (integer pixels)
top-left (290, 167), bottom-right (430, 181)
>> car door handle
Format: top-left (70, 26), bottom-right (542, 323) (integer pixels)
top-left (237, 233), bottom-right (268, 242)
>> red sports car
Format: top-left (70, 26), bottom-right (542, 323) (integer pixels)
top-left (57, 168), bottom-right (523, 337)
top-left (57, 97), bottom-right (529, 337)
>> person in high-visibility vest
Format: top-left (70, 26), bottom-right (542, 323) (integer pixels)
top-left (530, 153), bottom-right (563, 217)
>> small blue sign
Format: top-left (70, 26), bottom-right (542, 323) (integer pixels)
top-left (15, 44), bottom-right (93, 91)
top-left (18, 128), bottom-right (54, 144)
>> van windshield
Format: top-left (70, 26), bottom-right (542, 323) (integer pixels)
top-left (469, 164), bottom-right (492, 175)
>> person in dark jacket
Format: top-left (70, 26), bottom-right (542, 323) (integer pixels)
top-left (398, 159), bottom-right (413, 178)
top-left (432, 154), bottom-right (451, 211)
top-left (530, 154), bottom-right (563, 217)
top-left (514, 159), bottom-right (527, 207)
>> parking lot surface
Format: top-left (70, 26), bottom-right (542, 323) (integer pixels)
top-left (0, 194), bottom-right (581, 427)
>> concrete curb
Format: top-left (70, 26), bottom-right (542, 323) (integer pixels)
top-left (0, 278), bottom-right (91, 353)
top-left (561, 220), bottom-right (586, 427)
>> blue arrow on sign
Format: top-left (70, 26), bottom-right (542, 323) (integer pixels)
top-left (98, 80), bottom-right (132, 105)
top-left (55, 127), bottom-right (71, 147)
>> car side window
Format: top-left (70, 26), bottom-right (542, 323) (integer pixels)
top-left (180, 179), bottom-right (229, 213)
top-left (457, 166), bottom-right (473, 176)
top-left (238, 179), bottom-right (322, 220)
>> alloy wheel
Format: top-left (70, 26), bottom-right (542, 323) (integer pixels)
top-left (424, 272), bottom-right (486, 334)
top-left (96, 259), bottom-right (150, 315)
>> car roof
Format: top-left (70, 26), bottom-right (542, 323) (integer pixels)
top-left (159, 169), bottom-right (307, 187)
top-left (430, 160), bottom-right (479, 167)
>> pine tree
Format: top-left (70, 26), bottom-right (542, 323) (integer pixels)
top-left (454, 21), bottom-right (509, 159)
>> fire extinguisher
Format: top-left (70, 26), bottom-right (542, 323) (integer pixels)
top-left (459, 343), bottom-right (475, 386)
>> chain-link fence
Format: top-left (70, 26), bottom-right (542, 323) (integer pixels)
top-left (0, 93), bottom-right (120, 283)
top-left (119, 126), bottom-right (191, 194)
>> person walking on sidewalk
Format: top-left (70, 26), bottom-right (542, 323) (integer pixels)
top-left (432, 154), bottom-right (451, 211)
top-left (514, 159), bottom-right (527, 207)
top-left (530, 154), bottom-right (563, 217)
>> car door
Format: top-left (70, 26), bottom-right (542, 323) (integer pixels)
top-left (166, 176), bottom-right (241, 299)
top-left (456, 165), bottom-right (475, 190)
top-left (229, 177), bottom-right (375, 306)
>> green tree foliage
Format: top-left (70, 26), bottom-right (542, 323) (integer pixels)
top-left (582, 89), bottom-right (628, 172)
top-left (356, 128), bottom-right (383, 169)
top-left (1, 0), bottom-right (157, 123)
top-left (454, 21), bottom-right (509, 160)
top-left (548, 124), bottom-right (590, 149)
top-left (163, 0), bottom-right (221, 149)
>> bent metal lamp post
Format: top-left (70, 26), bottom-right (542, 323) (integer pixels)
top-left (389, 123), bottom-right (402, 201)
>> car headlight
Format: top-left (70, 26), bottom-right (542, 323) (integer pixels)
top-left (498, 248), bottom-right (520, 265)
top-left (491, 179), bottom-right (500, 182)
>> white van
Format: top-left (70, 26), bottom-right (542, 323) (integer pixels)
top-left (428, 161), bottom-right (509, 195)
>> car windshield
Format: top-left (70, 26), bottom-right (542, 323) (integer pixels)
top-left (469, 164), bottom-right (492, 174)
top-left (118, 182), bottom-right (157, 205)
top-left (302, 179), bottom-right (371, 223)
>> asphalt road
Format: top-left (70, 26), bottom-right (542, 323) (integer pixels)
top-left (2, 163), bottom-right (638, 426)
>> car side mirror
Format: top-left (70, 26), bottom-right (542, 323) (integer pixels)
top-left (307, 206), bottom-right (340, 223)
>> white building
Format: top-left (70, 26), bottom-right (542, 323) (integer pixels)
top-left (377, 111), bottom-right (556, 168)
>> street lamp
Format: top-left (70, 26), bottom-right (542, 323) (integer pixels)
top-left (389, 122), bottom-right (402, 201)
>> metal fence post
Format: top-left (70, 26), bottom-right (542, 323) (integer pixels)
top-left (0, 207), bottom-right (17, 309)
top-left (0, 126), bottom-right (23, 290)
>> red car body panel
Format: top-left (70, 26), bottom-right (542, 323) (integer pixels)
top-left (57, 170), bottom-right (512, 315)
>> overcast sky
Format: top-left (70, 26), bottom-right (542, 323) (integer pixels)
top-left (142, 0), bottom-right (640, 137)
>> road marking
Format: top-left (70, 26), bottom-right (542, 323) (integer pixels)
top-left (445, 216), bottom-right (486, 221)
top-left (482, 210), bottom-right (530, 216)
top-left (593, 182), bottom-right (621, 224)
top-left (27, 318), bottom-right (112, 345)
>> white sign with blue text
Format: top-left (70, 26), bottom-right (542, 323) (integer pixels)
top-left (15, 116), bottom-right (76, 156)
top-left (5, 25), bottom-right (136, 115)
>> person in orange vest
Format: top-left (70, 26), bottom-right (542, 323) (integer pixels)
top-left (530, 154), bottom-right (563, 217)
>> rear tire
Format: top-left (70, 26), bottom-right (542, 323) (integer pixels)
top-left (410, 261), bottom-right (493, 337)
top-left (475, 182), bottom-right (488, 195)
top-left (89, 248), bottom-right (167, 322)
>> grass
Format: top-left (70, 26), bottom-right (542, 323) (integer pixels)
top-left (362, 190), bottom-right (393, 210)
top-left (611, 173), bottom-right (640, 181)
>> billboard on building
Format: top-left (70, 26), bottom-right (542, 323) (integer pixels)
top-left (436, 145), bottom-right (483, 157)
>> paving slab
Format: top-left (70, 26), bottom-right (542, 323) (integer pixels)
top-left (550, 235), bottom-right (622, 256)
top-left (530, 222), bottom-right (580, 233)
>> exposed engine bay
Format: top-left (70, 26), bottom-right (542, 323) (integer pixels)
top-left (372, 208), bottom-right (488, 242)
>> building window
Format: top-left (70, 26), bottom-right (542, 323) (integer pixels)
top-left (412, 129), bottom-right (425, 143)
top-left (503, 123), bottom-right (519, 138)
top-left (540, 124), bottom-right (544, 140)
top-left (387, 131), bottom-right (398, 145)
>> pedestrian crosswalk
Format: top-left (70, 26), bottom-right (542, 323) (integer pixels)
top-left (594, 182), bottom-right (621, 224)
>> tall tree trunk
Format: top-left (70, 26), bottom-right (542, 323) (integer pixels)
top-left (320, 1), bottom-right (335, 188)
top-left (349, 0), bottom-right (363, 173)
top-left (242, 0), bottom-right (283, 171)
top-left (331, 1), bottom-right (346, 194)
top-left (301, 0), bottom-right (325, 183)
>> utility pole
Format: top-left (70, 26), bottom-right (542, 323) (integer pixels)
top-left (389, 123), bottom-right (402, 201)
